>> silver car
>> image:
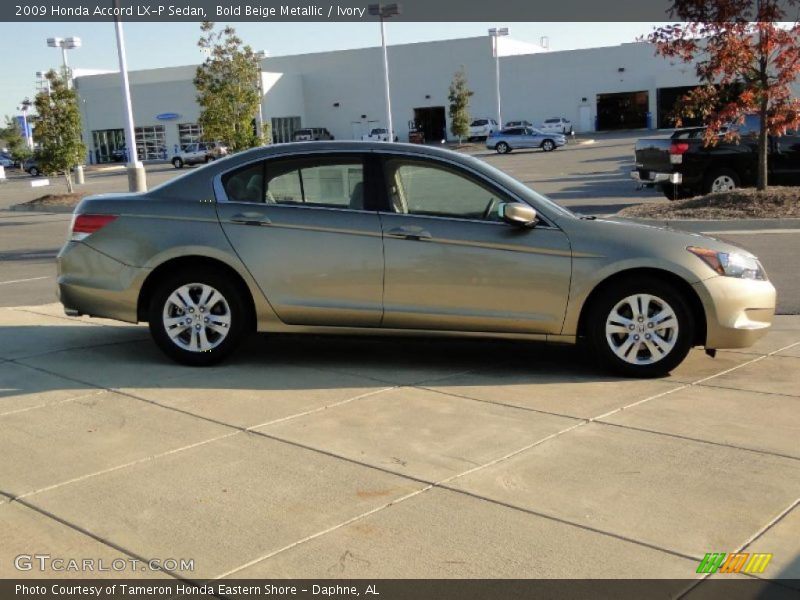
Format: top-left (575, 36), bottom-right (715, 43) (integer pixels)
top-left (487, 127), bottom-right (566, 154)
top-left (57, 142), bottom-right (775, 377)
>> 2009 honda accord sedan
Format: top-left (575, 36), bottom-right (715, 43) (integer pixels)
top-left (57, 142), bottom-right (776, 377)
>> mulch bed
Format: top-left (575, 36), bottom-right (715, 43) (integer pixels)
top-left (618, 187), bottom-right (800, 219)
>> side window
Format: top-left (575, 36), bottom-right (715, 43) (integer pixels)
top-left (223, 162), bottom-right (264, 203)
top-left (385, 159), bottom-right (509, 221)
top-left (265, 158), bottom-right (365, 210)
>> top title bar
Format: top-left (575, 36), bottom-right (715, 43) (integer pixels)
top-left (4, 0), bottom-right (800, 22)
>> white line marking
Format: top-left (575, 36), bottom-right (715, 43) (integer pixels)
top-left (701, 229), bottom-right (800, 235)
top-left (0, 276), bottom-right (51, 286)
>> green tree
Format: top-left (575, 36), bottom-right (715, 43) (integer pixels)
top-left (194, 22), bottom-right (263, 152)
top-left (33, 70), bottom-right (86, 192)
top-left (1, 115), bottom-right (33, 165)
top-left (448, 66), bottom-right (474, 143)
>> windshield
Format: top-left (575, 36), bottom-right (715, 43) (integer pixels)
top-left (544, 119), bottom-right (560, 124)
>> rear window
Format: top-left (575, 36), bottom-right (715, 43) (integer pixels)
top-left (295, 129), bottom-right (312, 135)
top-left (544, 119), bottom-right (560, 124)
top-left (471, 119), bottom-right (488, 126)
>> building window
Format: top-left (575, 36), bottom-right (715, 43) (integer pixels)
top-left (91, 129), bottom-right (125, 164)
top-left (135, 125), bottom-right (166, 160)
top-left (271, 116), bottom-right (301, 144)
top-left (178, 123), bottom-right (203, 148)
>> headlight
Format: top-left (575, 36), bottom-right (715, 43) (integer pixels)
top-left (687, 246), bottom-right (767, 280)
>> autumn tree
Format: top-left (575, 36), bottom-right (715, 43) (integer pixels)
top-left (648, 0), bottom-right (800, 190)
top-left (194, 21), bottom-right (262, 152)
top-left (448, 66), bottom-right (474, 143)
top-left (33, 70), bottom-right (86, 192)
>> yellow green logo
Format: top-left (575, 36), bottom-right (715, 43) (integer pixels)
top-left (697, 552), bottom-right (772, 574)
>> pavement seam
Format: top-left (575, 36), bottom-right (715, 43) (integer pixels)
top-left (0, 388), bottom-right (107, 418)
top-left (693, 381), bottom-right (800, 400)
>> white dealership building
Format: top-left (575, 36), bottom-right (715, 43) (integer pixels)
top-left (73, 34), bottom-right (756, 163)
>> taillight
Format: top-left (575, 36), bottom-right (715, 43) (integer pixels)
top-left (70, 214), bottom-right (118, 241)
top-left (670, 142), bottom-right (690, 155)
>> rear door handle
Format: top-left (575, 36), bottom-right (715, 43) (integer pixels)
top-left (386, 226), bottom-right (432, 241)
top-left (230, 212), bottom-right (271, 226)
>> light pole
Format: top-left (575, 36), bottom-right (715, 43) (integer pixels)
top-left (35, 71), bottom-right (51, 95)
top-left (368, 3), bottom-right (400, 142)
top-left (112, 5), bottom-right (146, 192)
top-left (488, 27), bottom-right (509, 129)
top-left (16, 99), bottom-right (33, 150)
top-left (254, 50), bottom-right (266, 143)
top-left (46, 36), bottom-right (81, 87)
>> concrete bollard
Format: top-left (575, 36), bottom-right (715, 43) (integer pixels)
top-left (75, 165), bottom-right (85, 185)
top-left (127, 162), bottom-right (147, 192)
top-left (0, 165), bottom-right (5, 181)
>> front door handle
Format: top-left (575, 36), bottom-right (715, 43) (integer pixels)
top-left (386, 226), bottom-right (432, 241)
top-left (230, 212), bottom-right (271, 226)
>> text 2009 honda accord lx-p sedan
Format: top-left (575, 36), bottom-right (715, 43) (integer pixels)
top-left (57, 142), bottom-right (776, 377)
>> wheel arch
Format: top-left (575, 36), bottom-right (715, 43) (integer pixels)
top-left (136, 255), bottom-right (257, 328)
top-left (576, 267), bottom-right (707, 346)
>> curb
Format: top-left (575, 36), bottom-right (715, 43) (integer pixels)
top-left (616, 217), bottom-right (800, 232)
top-left (6, 204), bottom-right (74, 214)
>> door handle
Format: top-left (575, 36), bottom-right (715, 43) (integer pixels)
top-left (386, 226), bottom-right (432, 241)
top-left (230, 212), bottom-right (271, 226)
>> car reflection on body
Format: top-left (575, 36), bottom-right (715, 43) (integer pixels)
top-left (57, 142), bottom-right (775, 377)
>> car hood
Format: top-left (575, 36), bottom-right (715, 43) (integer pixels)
top-left (557, 215), bottom-right (758, 283)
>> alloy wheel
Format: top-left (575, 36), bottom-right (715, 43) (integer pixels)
top-left (162, 283), bottom-right (231, 352)
top-left (710, 175), bottom-right (736, 193)
top-left (605, 293), bottom-right (678, 365)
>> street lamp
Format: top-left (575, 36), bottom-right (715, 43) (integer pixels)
top-left (47, 36), bottom-right (81, 87)
top-left (112, 4), bottom-right (146, 192)
top-left (16, 98), bottom-right (33, 150)
top-left (368, 3), bottom-right (401, 142)
top-left (488, 27), bottom-right (509, 128)
top-left (35, 71), bottom-right (51, 95)
top-left (254, 50), bottom-right (267, 142)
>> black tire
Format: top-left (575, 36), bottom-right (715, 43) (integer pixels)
top-left (659, 184), bottom-right (694, 200)
top-left (148, 268), bottom-right (250, 366)
top-left (29, 167), bottom-right (39, 177)
top-left (496, 141), bottom-right (510, 154)
top-left (172, 158), bottom-right (184, 169)
top-left (541, 139), bottom-right (555, 152)
top-left (586, 276), bottom-right (694, 378)
top-left (703, 168), bottom-right (740, 195)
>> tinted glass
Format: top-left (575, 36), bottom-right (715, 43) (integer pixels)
top-left (544, 119), bottom-right (560, 124)
top-left (385, 159), bottom-right (509, 221)
top-left (266, 158), bottom-right (364, 209)
top-left (223, 163), bottom-right (264, 203)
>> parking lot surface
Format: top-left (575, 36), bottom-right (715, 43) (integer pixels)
top-left (2, 304), bottom-right (799, 583)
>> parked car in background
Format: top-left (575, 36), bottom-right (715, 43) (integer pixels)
top-left (205, 142), bottom-right (229, 159)
top-left (0, 155), bottom-right (14, 168)
top-left (631, 115), bottom-right (800, 199)
top-left (171, 142), bottom-right (217, 168)
top-left (505, 120), bottom-right (533, 128)
top-left (487, 127), bottom-right (566, 154)
top-left (110, 147), bottom-right (127, 162)
top-left (23, 157), bottom-right (42, 176)
top-left (362, 128), bottom-right (398, 142)
top-left (468, 118), bottom-right (498, 141)
top-left (541, 117), bottom-right (573, 135)
top-left (57, 141), bottom-right (775, 377)
top-left (293, 128), bottom-right (334, 141)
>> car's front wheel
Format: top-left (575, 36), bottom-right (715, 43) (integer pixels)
top-left (541, 139), bottom-right (555, 152)
top-left (496, 142), bottom-right (510, 154)
top-left (172, 158), bottom-right (184, 169)
top-left (148, 269), bottom-right (249, 366)
top-left (29, 166), bottom-right (40, 177)
top-left (586, 277), bottom-right (694, 377)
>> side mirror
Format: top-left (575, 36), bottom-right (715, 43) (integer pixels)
top-left (499, 203), bottom-right (537, 228)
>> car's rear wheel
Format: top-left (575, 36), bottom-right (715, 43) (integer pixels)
top-left (704, 168), bottom-right (740, 194)
top-left (541, 139), bottom-right (555, 152)
top-left (148, 269), bottom-right (248, 366)
top-left (496, 142), bottom-right (510, 154)
top-left (172, 158), bottom-right (184, 169)
top-left (586, 277), bottom-right (694, 377)
top-left (29, 167), bottom-right (39, 177)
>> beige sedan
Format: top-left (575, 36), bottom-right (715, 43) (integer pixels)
top-left (57, 142), bottom-right (775, 377)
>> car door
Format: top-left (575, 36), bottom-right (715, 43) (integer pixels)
top-left (771, 130), bottom-right (800, 185)
top-left (215, 153), bottom-right (385, 327)
top-left (519, 128), bottom-right (539, 149)
top-left (378, 155), bottom-right (572, 334)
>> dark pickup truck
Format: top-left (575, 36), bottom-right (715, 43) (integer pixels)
top-left (631, 116), bottom-right (800, 199)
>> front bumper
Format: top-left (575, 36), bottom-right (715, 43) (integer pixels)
top-left (693, 276), bottom-right (776, 349)
top-left (57, 241), bottom-right (148, 324)
top-left (631, 170), bottom-right (682, 185)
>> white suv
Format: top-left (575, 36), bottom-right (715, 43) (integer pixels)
top-left (171, 142), bottom-right (226, 168)
top-left (468, 118), bottom-right (498, 141)
top-left (540, 117), bottom-right (573, 135)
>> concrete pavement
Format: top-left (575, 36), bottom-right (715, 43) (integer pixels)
top-left (1, 304), bottom-right (799, 582)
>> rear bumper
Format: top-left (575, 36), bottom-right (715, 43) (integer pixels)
top-left (631, 170), bottom-right (682, 185)
top-left (57, 241), bottom-right (148, 323)
top-left (693, 276), bottom-right (776, 349)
